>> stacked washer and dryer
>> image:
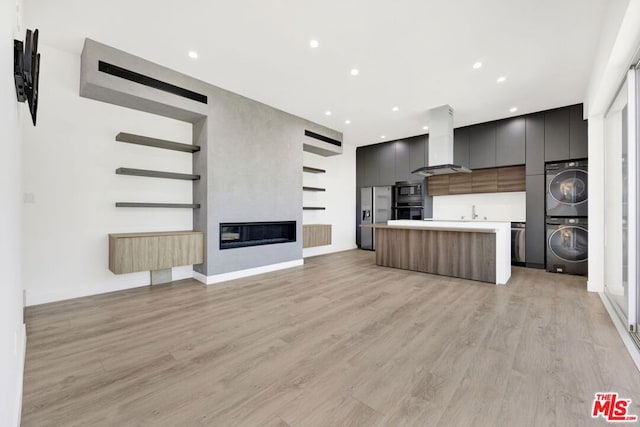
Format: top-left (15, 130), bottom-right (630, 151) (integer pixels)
top-left (545, 160), bottom-right (588, 275)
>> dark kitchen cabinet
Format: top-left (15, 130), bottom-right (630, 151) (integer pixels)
top-left (409, 135), bottom-right (427, 179)
top-left (570, 104), bottom-right (588, 159)
top-left (525, 113), bottom-right (545, 175)
top-left (356, 147), bottom-right (366, 189)
top-left (495, 117), bottom-right (525, 167)
top-left (377, 143), bottom-right (396, 185)
top-left (356, 145), bottom-right (378, 188)
top-left (394, 140), bottom-right (411, 182)
top-left (469, 122), bottom-right (496, 169)
top-left (526, 174), bottom-right (545, 267)
top-left (454, 127), bottom-right (470, 169)
top-left (544, 108), bottom-right (570, 162)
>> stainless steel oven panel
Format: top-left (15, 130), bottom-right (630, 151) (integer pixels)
top-left (394, 181), bottom-right (424, 203)
top-left (511, 222), bottom-right (526, 265)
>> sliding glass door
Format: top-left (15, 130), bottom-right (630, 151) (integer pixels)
top-left (604, 80), bottom-right (629, 321)
top-left (604, 64), bottom-right (639, 336)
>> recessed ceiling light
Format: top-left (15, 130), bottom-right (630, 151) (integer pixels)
top-left (188, 51), bottom-right (198, 59)
top-left (350, 69), bottom-right (359, 76)
top-left (325, 111), bottom-right (332, 116)
top-left (423, 126), bottom-right (429, 130)
top-left (309, 39), bottom-right (319, 48)
top-left (473, 61), bottom-right (482, 69)
top-left (345, 119), bottom-right (351, 124)
top-left (392, 107), bottom-right (399, 112)
top-left (497, 76), bottom-right (506, 83)
top-left (381, 135), bottom-right (386, 139)
top-left (510, 107), bottom-right (518, 113)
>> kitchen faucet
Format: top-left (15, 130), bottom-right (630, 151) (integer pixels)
top-left (472, 204), bottom-right (478, 220)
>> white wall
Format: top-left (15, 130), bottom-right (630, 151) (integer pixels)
top-left (302, 142), bottom-right (356, 257)
top-left (432, 192), bottom-right (526, 222)
top-left (22, 44), bottom-right (195, 306)
top-left (1, 1), bottom-right (25, 424)
top-left (587, 0), bottom-right (640, 292)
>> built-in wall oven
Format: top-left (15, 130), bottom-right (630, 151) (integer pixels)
top-left (393, 181), bottom-right (424, 220)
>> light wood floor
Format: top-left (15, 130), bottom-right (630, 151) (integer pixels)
top-left (22, 250), bottom-right (640, 426)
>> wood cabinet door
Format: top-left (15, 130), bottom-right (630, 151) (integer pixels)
top-left (471, 169), bottom-right (498, 193)
top-left (497, 166), bottom-right (526, 192)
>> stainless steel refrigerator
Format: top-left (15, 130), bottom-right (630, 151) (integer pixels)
top-left (360, 186), bottom-right (393, 250)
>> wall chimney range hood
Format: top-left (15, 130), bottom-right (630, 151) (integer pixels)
top-left (411, 105), bottom-right (471, 177)
top-left (412, 164), bottom-right (471, 176)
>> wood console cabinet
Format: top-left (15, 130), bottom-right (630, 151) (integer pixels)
top-left (303, 224), bottom-right (332, 248)
top-left (109, 231), bottom-right (204, 274)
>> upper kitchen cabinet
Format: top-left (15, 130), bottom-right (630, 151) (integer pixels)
top-left (544, 108), bottom-right (570, 162)
top-left (469, 122), bottom-right (497, 169)
top-left (569, 104), bottom-right (588, 159)
top-left (356, 145), bottom-right (378, 188)
top-left (495, 117), bottom-right (525, 167)
top-left (376, 142), bottom-right (396, 185)
top-left (409, 135), bottom-right (428, 180)
top-left (394, 139), bottom-right (411, 183)
top-left (454, 127), bottom-right (470, 169)
top-left (525, 113), bottom-right (545, 175)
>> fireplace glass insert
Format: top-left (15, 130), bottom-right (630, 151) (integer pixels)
top-left (219, 221), bottom-right (296, 249)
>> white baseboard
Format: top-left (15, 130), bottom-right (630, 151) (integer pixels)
top-left (193, 259), bottom-right (304, 285)
top-left (14, 323), bottom-right (26, 427)
top-left (599, 292), bottom-right (640, 372)
top-left (303, 245), bottom-right (358, 258)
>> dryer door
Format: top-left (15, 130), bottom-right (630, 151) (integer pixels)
top-left (547, 169), bottom-right (589, 217)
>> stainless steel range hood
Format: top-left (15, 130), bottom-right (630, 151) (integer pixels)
top-left (411, 105), bottom-right (471, 177)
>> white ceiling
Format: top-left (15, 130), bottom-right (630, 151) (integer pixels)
top-left (24, 0), bottom-right (610, 146)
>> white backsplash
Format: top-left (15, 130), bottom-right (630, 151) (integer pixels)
top-left (431, 192), bottom-right (526, 222)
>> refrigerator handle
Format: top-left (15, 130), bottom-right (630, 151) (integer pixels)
top-left (362, 209), bottom-right (371, 221)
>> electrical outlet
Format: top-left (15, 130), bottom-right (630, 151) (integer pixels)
top-left (23, 192), bottom-right (35, 204)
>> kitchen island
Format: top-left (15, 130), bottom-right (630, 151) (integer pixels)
top-left (369, 220), bottom-right (511, 284)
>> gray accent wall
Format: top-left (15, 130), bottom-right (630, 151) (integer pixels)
top-left (80, 39), bottom-right (342, 276)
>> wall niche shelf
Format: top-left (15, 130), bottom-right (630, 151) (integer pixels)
top-left (116, 167), bottom-right (200, 181)
top-left (116, 132), bottom-right (200, 153)
top-left (303, 186), bottom-right (326, 192)
top-left (303, 207), bottom-right (326, 211)
top-left (116, 202), bottom-right (200, 209)
top-left (303, 166), bottom-right (326, 174)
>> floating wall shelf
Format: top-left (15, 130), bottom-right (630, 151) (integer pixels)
top-left (116, 167), bottom-right (200, 181)
top-left (303, 166), bottom-right (326, 174)
top-left (116, 132), bottom-right (200, 153)
top-left (303, 186), bottom-right (326, 192)
top-left (116, 202), bottom-right (200, 209)
top-left (303, 207), bottom-right (326, 211)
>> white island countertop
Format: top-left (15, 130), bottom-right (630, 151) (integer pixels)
top-left (387, 219), bottom-right (511, 233)
top-left (385, 220), bottom-right (511, 285)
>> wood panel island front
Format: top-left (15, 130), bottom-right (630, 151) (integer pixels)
top-left (365, 220), bottom-right (511, 285)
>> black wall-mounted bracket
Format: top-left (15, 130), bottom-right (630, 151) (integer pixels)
top-left (14, 28), bottom-right (40, 126)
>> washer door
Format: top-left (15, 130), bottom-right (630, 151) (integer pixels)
top-left (549, 169), bottom-right (588, 206)
top-left (548, 226), bottom-right (588, 263)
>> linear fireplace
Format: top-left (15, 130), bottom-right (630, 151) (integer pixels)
top-left (219, 221), bottom-right (296, 250)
